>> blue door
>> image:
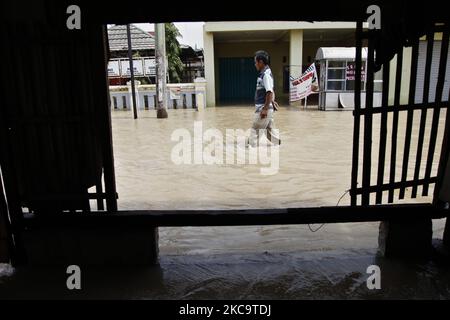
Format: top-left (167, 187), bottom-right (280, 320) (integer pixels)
top-left (219, 57), bottom-right (256, 105)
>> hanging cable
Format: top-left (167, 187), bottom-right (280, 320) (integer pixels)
top-left (307, 188), bottom-right (351, 233)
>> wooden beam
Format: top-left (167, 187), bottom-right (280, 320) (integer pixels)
top-left (22, 204), bottom-right (448, 228)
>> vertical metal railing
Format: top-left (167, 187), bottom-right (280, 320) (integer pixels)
top-left (350, 20), bottom-right (363, 206)
top-left (351, 22), bottom-right (449, 206)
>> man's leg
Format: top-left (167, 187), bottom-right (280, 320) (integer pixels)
top-left (266, 127), bottom-right (281, 145)
top-left (248, 112), bottom-right (269, 147)
top-left (265, 111), bottom-right (281, 145)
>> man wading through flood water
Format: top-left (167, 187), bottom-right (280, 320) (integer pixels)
top-left (247, 50), bottom-right (281, 147)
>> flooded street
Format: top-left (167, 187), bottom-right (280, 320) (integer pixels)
top-left (109, 107), bottom-right (449, 299)
top-left (2, 106), bottom-right (449, 299)
top-left (110, 106), bottom-right (446, 257)
top-left (112, 106), bottom-right (359, 210)
top-left (112, 106), bottom-right (445, 210)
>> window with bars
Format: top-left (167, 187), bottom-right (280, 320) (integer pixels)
top-left (325, 60), bottom-right (382, 92)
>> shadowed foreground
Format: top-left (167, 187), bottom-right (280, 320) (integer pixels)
top-left (1, 246), bottom-right (450, 299)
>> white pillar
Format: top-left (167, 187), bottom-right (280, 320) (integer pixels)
top-left (289, 30), bottom-right (303, 106)
top-left (194, 77), bottom-right (207, 111)
top-left (155, 23), bottom-right (168, 118)
top-left (203, 30), bottom-right (215, 108)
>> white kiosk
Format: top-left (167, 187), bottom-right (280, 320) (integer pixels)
top-left (315, 47), bottom-right (383, 110)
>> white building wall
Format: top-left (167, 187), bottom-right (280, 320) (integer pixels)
top-left (204, 30), bottom-right (216, 107)
top-left (203, 21), bottom-right (364, 107)
top-left (290, 30), bottom-right (303, 106)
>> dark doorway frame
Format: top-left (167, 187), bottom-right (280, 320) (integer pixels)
top-left (1, 1), bottom-right (449, 265)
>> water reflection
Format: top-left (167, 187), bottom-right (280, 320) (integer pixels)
top-left (2, 249), bottom-right (450, 299)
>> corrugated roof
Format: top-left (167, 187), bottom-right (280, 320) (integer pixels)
top-left (107, 24), bottom-right (155, 51)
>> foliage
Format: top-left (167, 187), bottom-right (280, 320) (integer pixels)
top-left (165, 23), bottom-right (184, 83)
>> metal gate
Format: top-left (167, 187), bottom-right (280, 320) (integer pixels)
top-left (219, 57), bottom-right (256, 104)
top-left (350, 21), bottom-right (450, 206)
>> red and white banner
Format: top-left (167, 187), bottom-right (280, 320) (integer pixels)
top-left (289, 63), bottom-right (318, 102)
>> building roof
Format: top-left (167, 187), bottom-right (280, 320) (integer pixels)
top-left (315, 47), bottom-right (368, 60)
top-left (107, 24), bottom-right (155, 51)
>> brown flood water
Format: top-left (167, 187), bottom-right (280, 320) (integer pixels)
top-left (113, 106), bottom-right (362, 210)
top-left (110, 106), bottom-right (446, 256)
top-left (111, 106), bottom-right (445, 210)
top-left (1, 106), bottom-right (449, 299)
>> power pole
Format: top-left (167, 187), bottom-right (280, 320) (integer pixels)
top-left (155, 23), bottom-right (168, 118)
top-left (126, 24), bottom-right (138, 119)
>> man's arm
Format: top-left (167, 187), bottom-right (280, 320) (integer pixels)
top-left (260, 91), bottom-right (273, 118)
top-left (264, 91), bottom-right (273, 109)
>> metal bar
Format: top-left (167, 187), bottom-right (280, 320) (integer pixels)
top-left (354, 177), bottom-right (437, 194)
top-left (434, 44), bottom-right (450, 204)
top-left (434, 95), bottom-right (450, 206)
top-left (412, 30), bottom-right (435, 198)
top-left (350, 20), bottom-right (363, 206)
top-left (399, 39), bottom-right (420, 199)
top-left (126, 24), bottom-right (138, 120)
top-left (388, 47), bottom-right (404, 203)
top-left (354, 102), bottom-right (448, 115)
top-left (362, 31), bottom-right (375, 206)
top-left (423, 26), bottom-right (449, 196)
top-left (96, 175), bottom-right (105, 211)
top-left (375, 60), bottom-right (390, 204)
top-left (22, 204), bottom-right (448, 228)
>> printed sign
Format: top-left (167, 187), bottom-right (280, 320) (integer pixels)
top-left (120, 59), bottom-right (144, 76)
top-left (144, 58), bottom-right (156, 76)
top-left (107, 60), bottom-right (120, 77)
top-left (169, 87), bottom-right (181, 100)
top-left (346, 62), bottom-right (366, 81)
top-left (290, 63), bottom-right (318, 102)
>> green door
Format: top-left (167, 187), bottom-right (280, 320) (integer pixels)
top-left (219, 57), bottom-right (256, 105)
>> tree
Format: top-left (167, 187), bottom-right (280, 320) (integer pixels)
top-left (165, 23), bottom-right (184, 83)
